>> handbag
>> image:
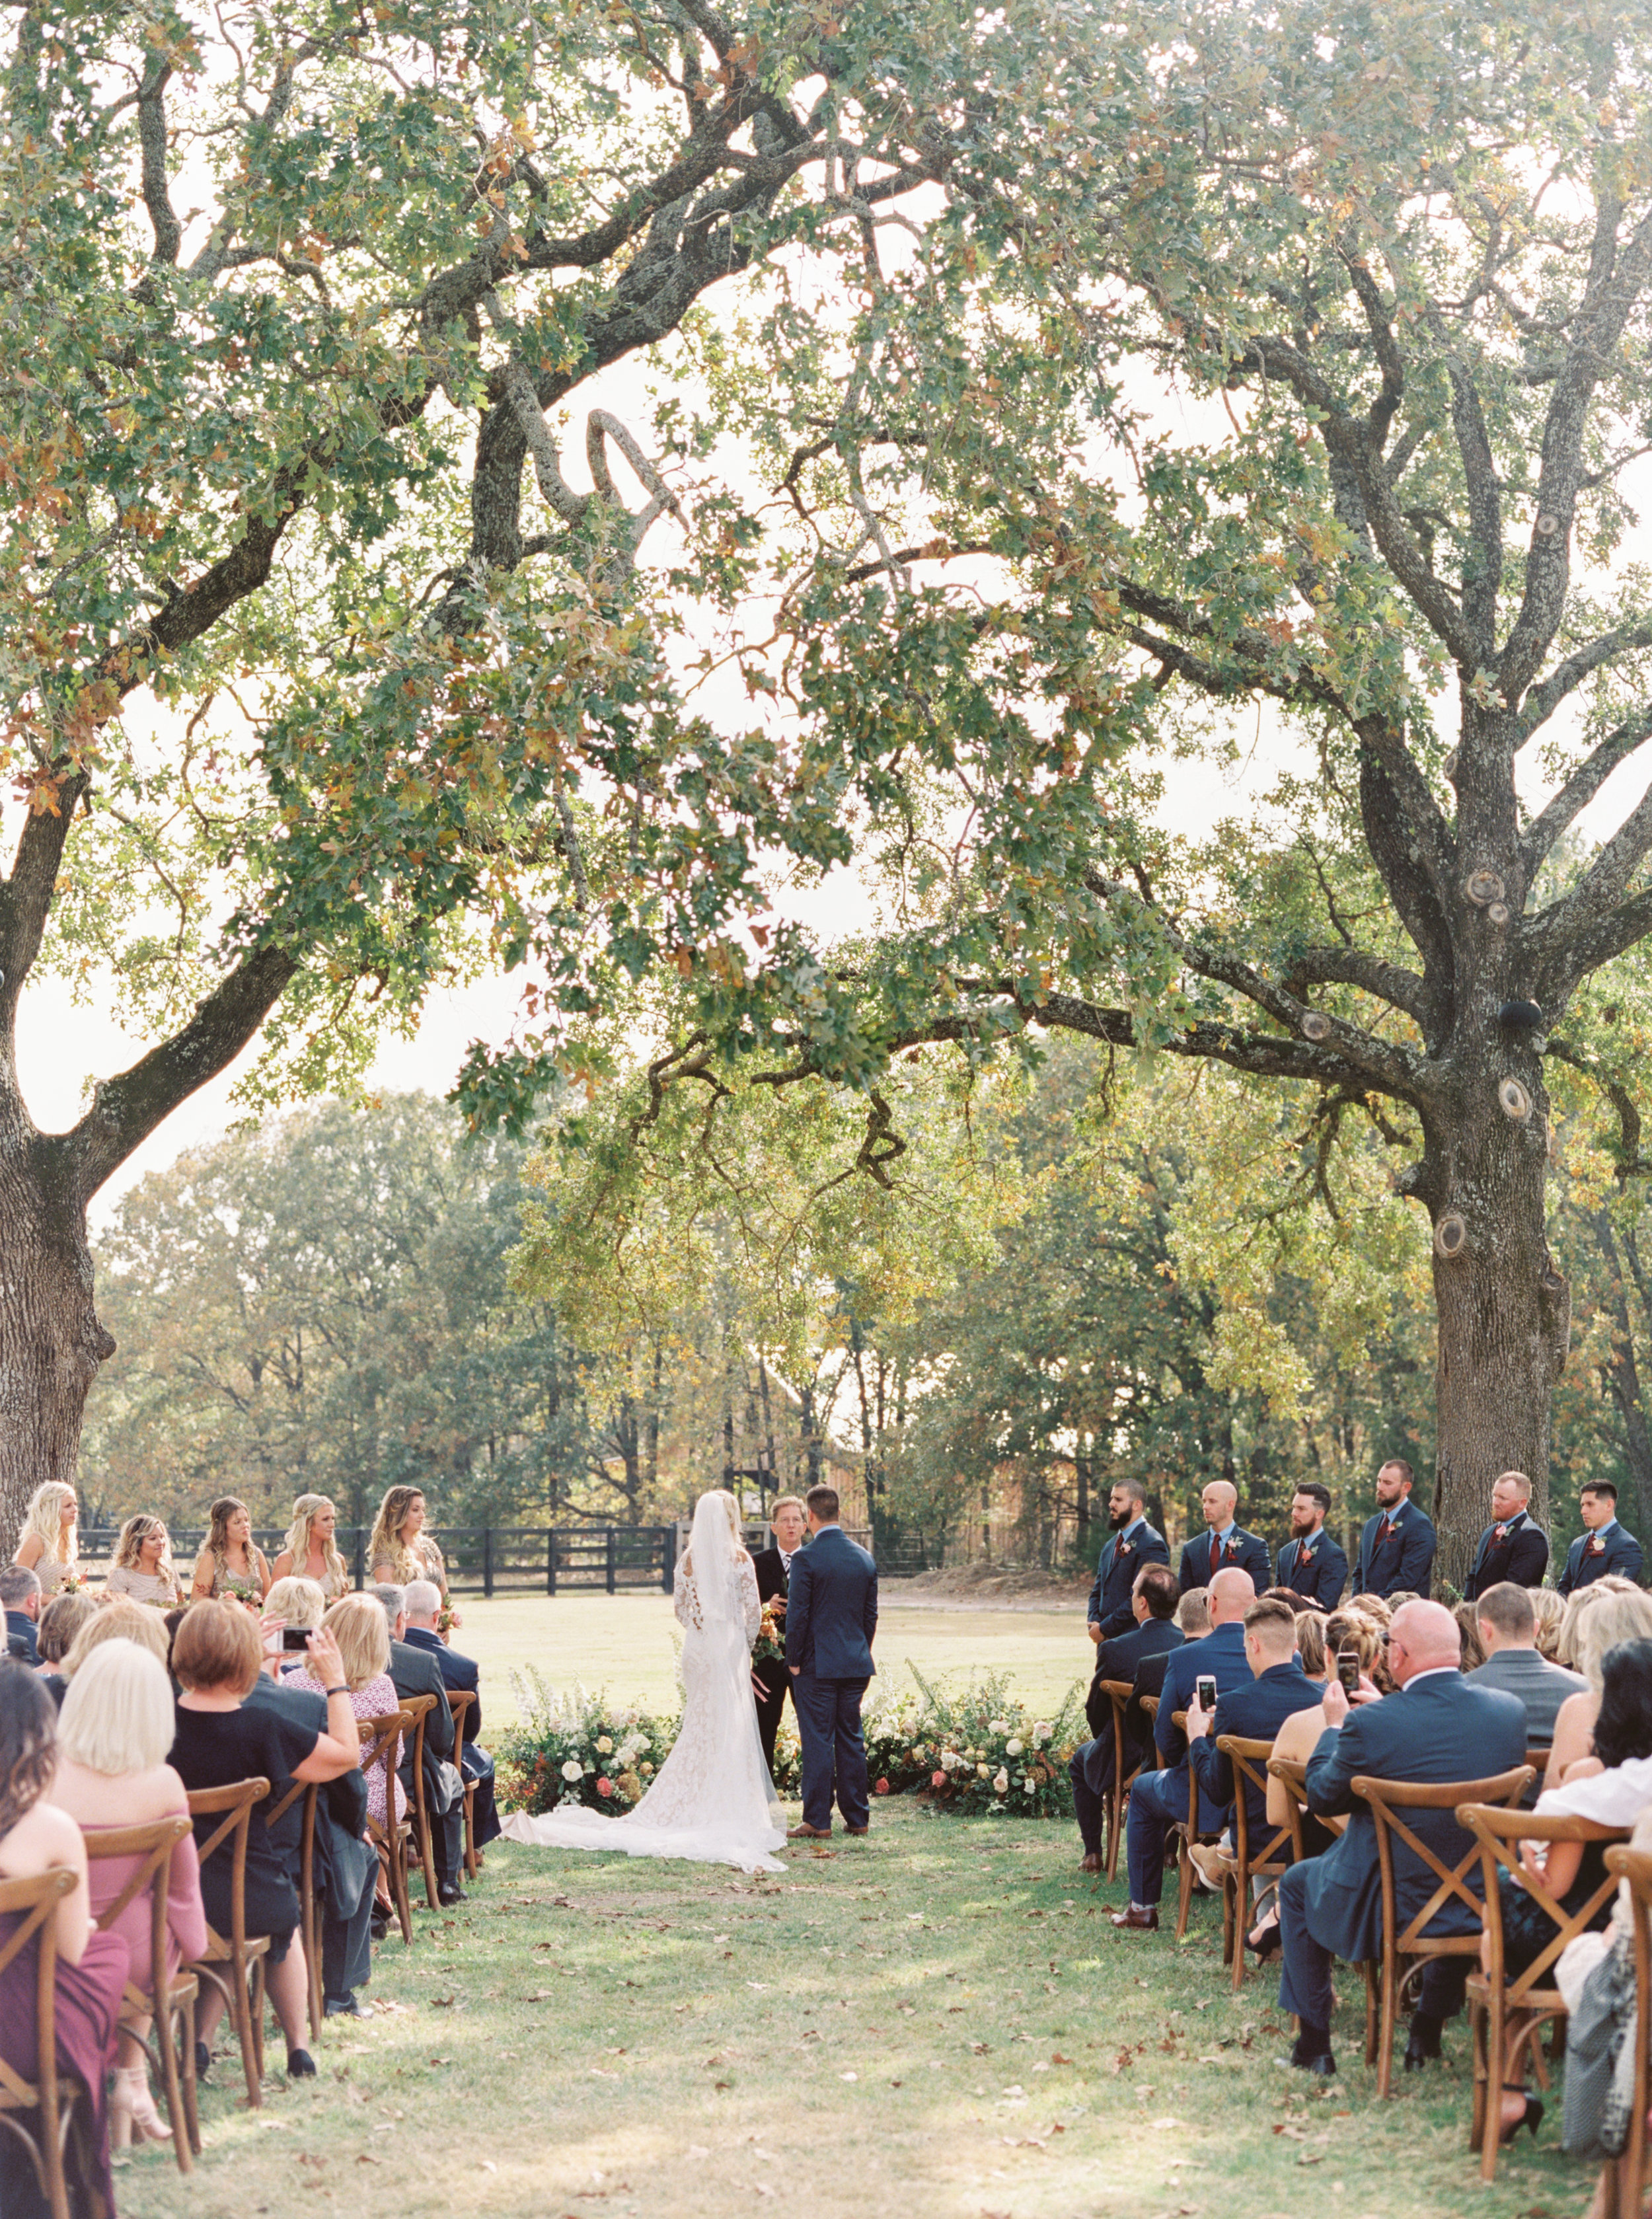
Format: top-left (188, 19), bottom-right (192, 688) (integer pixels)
top-left (1563, 1926), bottom-right (1638, 2160)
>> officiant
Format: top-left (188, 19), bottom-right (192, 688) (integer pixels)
top-left (751, 1496), bottom-right (807, 1768)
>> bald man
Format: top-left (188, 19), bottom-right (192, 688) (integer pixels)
top-left (1274, 1599), bottom-right (1526, 2076)
top-left (1176, 1480), bottom-right (1271, 1598)
top-left (1111, 1565), bottom-right (1261, 1931)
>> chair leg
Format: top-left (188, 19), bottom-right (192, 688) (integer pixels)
top-left (226, 1957), bottom-right (262, 2106)
top-left (418, 1813), bottom-right (440, 1913)
top-left (394, 1836), bottom-right (414, 1945)
top-left (38, 2084), bottom-right (70, 2219)
top-left (1375, 1959), bottom-right (1396, 2100)
top-left (1174, 1838), bottom-right (1195, 1942)
top-left (250, 1955), bottom-right (266, 2086)
top-left (157, 1992), bottom-right (193, 2175)
top-left (1228, 1873), bottom-right (1247, 1991)
top-left (1480, 1991), bottom-right (1505, 2183)
top-left (1468, 1995), bottom-right (1489, 2152)
top-left (179, 1990), bottom-right (202, 2160)
top-left (463, 1784), bottom-right (478, 1880)
top-left (306, 1897), bottom-right (322, 2042)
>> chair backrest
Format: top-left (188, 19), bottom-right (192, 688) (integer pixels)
top-left (1352, 1767), bottom-right (1532, 1954)
top-left (1605, 1844), bottom-right (1652, 2198)
top-left (357, 1710), bottom-right (410, 1836)
top-left (446, 1687), bottom-right (475, 1750)
top-left (402, 1690), bottom-right (436, 1772)
top-left (83, 1815), bottom-right (194, 2013)
top-left (1218, 1735), bottom-right (1293, 1870)
top-left (0, 1868), bottom-right (75, 2117)
top-left (1461, 1803), bottom-right (1630, 2002)
top-left (1267, 1755), bottom-right (1311, 1861)
top-left (185, 1778), bottom-right (271, 1953)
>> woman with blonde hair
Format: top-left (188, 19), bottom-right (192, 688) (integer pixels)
top-left (104, 1514), bottom-right (183, 1607)
top-left (1294, 1610), bottom-right (1329, 1684)
top-left (63, 1598), bottom-right (172, 1677)
top-left (11, 1479), bottom-right (81, 1598)
top-left (50, 1639), bottom-right (208, 2150)
top-left (1545, 1582), bottom-right (1652, 1790)
top-left (189, 1496), bottom-right (271, 1603)
top-left (282, 1592), bottom-right (405, 1825)
top-left (36, 1589), bottom-right (98, 1671)
top-left (1528, 1585), bottom-right (1566, 1661)
top-left (367, 1486), bottom-right (447, 1595)
top-left (271, 1495), bottom-right (350, 1600)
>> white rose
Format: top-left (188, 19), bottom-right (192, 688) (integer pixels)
top-left (977, 1763), bottom-right (991, 1778)
top-left (988, 1719), bottom-right (1006, 1735)
top-left (993, 1770), bottom-right (1010, 1794)
top-left (1022, 1780), bottom-right (1037, 1794)
top-left (560, 1760), bottom-right (583, 1782)
top-left (1004, 1737), bottom-right (1024, 1757)
top-left (596, 1735), bottom-right (614, 1753)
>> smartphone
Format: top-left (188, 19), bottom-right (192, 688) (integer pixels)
top-left (1336, 1647), bottom-right (1362, 1694)
top-left (1195, 1673), bottom-right (1218, 1712)
top-left (281, 1624), bottom-right (311, 1653)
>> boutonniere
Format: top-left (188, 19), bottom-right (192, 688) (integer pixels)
top-left (1115, 1538), bottom-right (1134, 1557)
top-left (1222, 1536), bottom-right (1240, 1560)
top-left (1588, 1536), bottom-right (1606, 1556)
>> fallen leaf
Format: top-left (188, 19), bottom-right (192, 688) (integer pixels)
top-left (1051, 2052), bottom-right (1072, 2064)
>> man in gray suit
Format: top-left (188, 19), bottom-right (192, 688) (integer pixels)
top-left (1469, 1580), bottom-right (1587, 1744)
top-left (784, 1485), bottom-right (878, 1839)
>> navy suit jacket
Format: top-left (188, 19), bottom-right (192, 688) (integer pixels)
top-left (404, 1624), bottom-right (482, 1743)
top-left (5, 1610), bottom-right (37, 1665)
top-left (1094, 1615), bottom-right (1183, 1698)
top-left (1463, 1513), bottom-right (1550, 1599)
top-left (1154, 1620), bottom-right (1254, 1828)
top-left (1353, 1501), bottom-right (1437, 1598)
top-left (785, 1526), bottom-right (877, 1680)
top-left (389, 1637), bottom-right (455, 1763)
top-left (1081, 1616), bottom-right (1183, 1787)
top-left (1558, 1523), bottom-right (1645, 1595)
top-left (1178, 1527), bottom-right (1271, 1598)
top-left (1087, 1522), bottom-right (1171, 1639)
top-left (1275, 1532), bottom-right (1348, 1609)
top-left (1299, 1670), bottom-right (1527, 1965)
top-left (1189, 1658), bottom-right (1326, 1841)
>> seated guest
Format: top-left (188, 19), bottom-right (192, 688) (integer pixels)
top-left (1275, 1484), bottom-right (1348, 1608)
top-left (1263, 1586), bottom-right (1312, 1615)
top-left (402, 1579), bottom-right (501, 1861)
top-left (373, 1583), bottom-right (463, 1904)
top-left (1124, 1585), bottom-right (1209, 1758)
top-left (63, 1597), bottom-right (171, 1676)
top-left (0, 1661), bottom-right (128, 2216)
top-left (50, 1639), bottom-right (208, 2150)
top-left (104, 1515), bottom-right (184, 1607)
top-left (1295, 1610), bottom-right (1329, 1685)
top-left (1546, 1585), bottom-right (1652, 1791)
top-left (1470, 1581), bottom-right (1588, 1745)
top-left (1072, 1563), bottom-right (1183, 1873)
top-left (1456, 1599), bottom-right (1487, 1673)
top-left (2, 1563), bottom-right (42, 1663)
top-left (170, 1598), bottom-right (360, 2080)
top-left (1529, 1587), bottom-right (1566, 1663)
top-left (1184, 1595), bottom-right (1325, 1900)
top-left (1483, 1638), bottom-right (1652, 2143)
top-left (283, 1595), bottom-right (404, 1826)
top-left (263, 1573), bottom-right (327, 1667)
top-left (1111, 1567), bottom-right (1259, 1932)
top-left (1274, 1599), bottom-right (1526, 2076)
top-left (36, 1589), bottom-right (97, 1699)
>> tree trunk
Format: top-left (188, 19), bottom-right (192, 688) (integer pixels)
top-left (0, 1136), bottom-right (114, 1546)
top-left (1423, 1043), bottom-right (1569, 1595)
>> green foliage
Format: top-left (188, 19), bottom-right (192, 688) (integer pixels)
top-left (496, 1668), bottom-right (802, 1812)
top-left (863, 1667), bottom-right (1085, 1819)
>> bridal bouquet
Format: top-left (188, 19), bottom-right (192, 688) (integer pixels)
top-left (751, 1600), bottom-right (786, 1665)
top-left (498, 1671), bottom-right (671, 1817)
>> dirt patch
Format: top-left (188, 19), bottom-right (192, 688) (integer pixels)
top-left (883, 1564), bottom-right (1091, 1612)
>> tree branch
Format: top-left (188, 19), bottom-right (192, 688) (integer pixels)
top-left (1516, 621), bottom-right (1652, 745)
top-left (1520, 708), bottom-right (1652, 878)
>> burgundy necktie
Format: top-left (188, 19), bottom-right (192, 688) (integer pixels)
top-left (1210, 1534), bottom-right (1222, 1579)
top-left (1378, 1518), bottom-right (1395, 1546)
top-left (1296, 1542), bottom-right (1312, 1569)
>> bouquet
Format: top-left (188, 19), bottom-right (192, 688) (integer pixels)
top-left (860, 1667), bottom-right (1087, 1819)
top-left (751, 1599), bottom-right (786, 1666)
top-left (219, 1579), bottom-right (264, 1612)
top-left (56, 1569), bottom-right (91, 1597)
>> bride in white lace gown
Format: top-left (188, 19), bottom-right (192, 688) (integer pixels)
top-left (500, 1489), bottom-right (786, 1874)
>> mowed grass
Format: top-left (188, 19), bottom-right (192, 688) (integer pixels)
top-left (116, 1799), bottom-right (1595, 2219)
top-left (451, 1589), bottom-right (1093, 1725)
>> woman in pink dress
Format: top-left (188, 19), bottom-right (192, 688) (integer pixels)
top-left (282, 1592), bottom-right (406, 1824)
top-left (51, 1637), bottom-right (208, 2150)
top-left (0, 1660), bottom-right (128, 2217)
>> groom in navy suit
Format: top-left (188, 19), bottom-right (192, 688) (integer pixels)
top-left (785, 1486), bottom-right (878, 1839)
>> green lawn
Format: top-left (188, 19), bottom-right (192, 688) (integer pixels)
top-left (452, 1590), bottom-right (1092, 1724)
top-left (116, 1799), bottom-right (1596, 2219)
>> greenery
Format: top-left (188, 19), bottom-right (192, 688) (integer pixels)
top-left (862, 1669), bottom-right (1084, 1818)
top-left (112, 1798), bottom-right (1593, 2219)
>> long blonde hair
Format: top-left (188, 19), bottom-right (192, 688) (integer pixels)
top-left (283, 1495), bottom-right (346, 1589)
top-left (113, 1514), bottom-right (174, 1580)
top-left (368, 1486), bottom-right (428, 1581)
top-left (20, 1482), bottom-right (77, 1568)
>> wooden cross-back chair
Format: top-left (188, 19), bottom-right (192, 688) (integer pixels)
top-left (1216, 1737), bottom-right (1295, 1992)
top-left (1267, 1753), bottom-right (1374, 2054)
top-left (1460, 1803), bottom-right (1630, 2181)
top-left (1598, 1846), bottom-right (1652, 2219)
top-left (264, 1778), bottom-right (321, 2039)
top-left (0, 1867), bottom-right (82, 2219)
top-left (83, 1816), bottom-right (199, 2171)
top-left (1353, 1765), bottom-right (1533, 2099)
top-left (359, 1710), bottom-right (416, 1943)
top-left (184, 1776), bottom-right (272, 2107)
top-left (1167, 1710), bottom-right (1224, 1942)
top-left (445, 1688), bottom-right (480, 1879)
top-left (400, 1692), bottom-right (442, 1912)
top-left (1095, 1680), bottom-right (1147, 1884)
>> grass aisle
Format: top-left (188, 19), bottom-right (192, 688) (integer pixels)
top-left (118, 1800), bottom-right (1593, 2219)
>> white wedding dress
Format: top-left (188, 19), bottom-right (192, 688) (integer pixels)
top-left (500, 1494), bottom-right (787, 1875)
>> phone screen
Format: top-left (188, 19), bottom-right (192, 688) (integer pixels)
top-left (1336, 1647), bottom-right (1361, 1693)
top-left (1195, 1674), bottom-right (1218, 1712)
top-left (282, 1625), bottom-right (311, 1653)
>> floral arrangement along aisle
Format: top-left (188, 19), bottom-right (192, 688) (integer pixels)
top-left (862, 1669), bottom-right (1086, 1817)
top-left (498, 1670), bottom-right (806, 1817)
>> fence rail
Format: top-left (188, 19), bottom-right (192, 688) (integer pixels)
top-left (72, 1519), bottom-right (928, 1594)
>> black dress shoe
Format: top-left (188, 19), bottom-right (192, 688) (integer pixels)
top-left (1403, 2024), bottom-right (1443, 2072)
top-left (1279, 2043), bottom-right (1336, 2077)
top-left (195, 2040), bottom-right (211, 2082)
top-left (286, 2049), bottom-right (317, 2078)
top-left (437, 1885), bottom-right (467, 1906)
top-left (324, 1995), bottom-right (363, 2019)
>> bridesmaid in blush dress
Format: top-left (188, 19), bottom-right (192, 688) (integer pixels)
top-left (0, 1660), bottom-right (128, 2219)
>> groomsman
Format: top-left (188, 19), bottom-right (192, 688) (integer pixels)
top-left (1353, 1456), bottom-right (1437, 1598)
top-left (1558, 1481), bottom-right (1645, 1595)
top-left (751, 1496), bottom-right (808, 1769)
top-left (1462, 1470), bottom-right (1550, 1600)
top-left (1177, 1479), bottom-right (1271, 1597)
top-left (1274, 1484), bottom-right (1348, 1608)
top-left (1087, 1480), bottom-right (1171, 1642)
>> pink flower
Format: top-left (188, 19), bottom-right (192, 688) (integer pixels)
top-left (932, 1770), bottom-right (946, 1788)
top-left (596, 1776), bottom-right (614, 1798)
top-left (875, 1778), bottom-right (890, 1795)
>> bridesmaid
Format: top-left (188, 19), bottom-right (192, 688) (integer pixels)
top-left (369, 1487), bottom-right (451, 1604)
top-left (189, 1497), bottom-right (272, 1604)
top-left (104, 1515), bottom-right (184, 1608)
top-left (0, 1663), bottom-right (128, 2216)
top-left (270, 1495), bottom-right (351, 1601)
top-left (11, 1481), bottom-right (81, 1601)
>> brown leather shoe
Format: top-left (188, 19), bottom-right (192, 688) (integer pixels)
top-left (787, 1823), bottom-right (832, 1838)
top-left (1079, 1852), bottom-right (1103, 1875)
top-left (846, 1826), bottom-right (868, 1837)
top-left (1109, 1904), bottom-right (1160, 1931)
